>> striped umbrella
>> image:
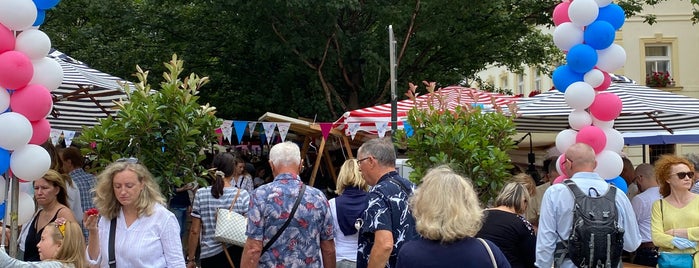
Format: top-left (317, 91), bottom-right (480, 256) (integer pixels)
top-left (515, 75), bottom-right (699, 133)
top-left (47, 50), bottom-right (131, 131)
top-left (334, 86), bottom-right (519, 135)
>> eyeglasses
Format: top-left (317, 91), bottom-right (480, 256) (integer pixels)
top-left (357, 156), bottom-right (372, 164)
top-left (673, 171), bottom-right (695, 179)
top-left (116, 157), bottom-right (139, 164)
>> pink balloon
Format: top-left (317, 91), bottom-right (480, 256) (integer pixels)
top-left (0, 51), bottom-right (33, 89)
top-left (552, 175), bottom-right (568, 185)
top-left (29, 118), bottom-right (50, 145)
top-left (0, 24), bottom-right (14, 53)
top-left (553, 2), bottom-right (572, 26)
top-left (557, 153), bottom-right (569, 177)
top-left (10, 84), bottom-right (52, 121)
top-left (594, 70), bottom-right (611, 91)
top-left (589, 92), bottom-right (622, 121)
top-left (576, 126), bottom-right (607, 154)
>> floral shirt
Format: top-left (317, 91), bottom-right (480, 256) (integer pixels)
top-left (246, 173), bottom-right (334, 268)
top-left (357, 171), bottom-right (418, 268)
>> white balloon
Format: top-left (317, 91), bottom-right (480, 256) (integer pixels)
top-left (30, 57), bottom-right (64, 92)
top-left (603, 128), bottom-right (624, 153)
top-left (5, 191), bottom-right (35, 226)
top-left (553, 22), bottom-right (584, 51)
top-left (592, 116), bottom-right (615, 128)
top-left (556, 129), bottom-right (578, 154)
top-left (0, 112), bottom-right (33, 151)
top-left (0, 0), bottom-right (38, 31)
top-left (595, 0), bottom-right (613, 7)
top-left (568, 0), bottom-right (600, 27)
top-left (564, 82), bottom-right (596, 110)
top-left (15, 29), bottom-right (51, 60)
top-left (569, 109), bottom-right (593, 130)
top-left (0, 87), bottom-right (9, 112)
top-left (10, 144), bottom-right (50, 181)
top-left (596, 44), bottom-right (627, 73)
top-left (584, 69), bottom-right (605, 88)
top-left (594, 150), bottom-right (623, 179)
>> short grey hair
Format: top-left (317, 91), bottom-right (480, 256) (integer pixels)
top-left (269, 141), bottom-right (301, 167)
top-left (357, 138), bottom-right (396, 167)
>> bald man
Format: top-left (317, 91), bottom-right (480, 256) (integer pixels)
top-left (631, 163), bottom-right (662, 266)
top-left (535, 143), bottom-right (641, 268)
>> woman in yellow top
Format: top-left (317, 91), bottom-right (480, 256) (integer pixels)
top-left (651, 154), bottom-right (699, 266)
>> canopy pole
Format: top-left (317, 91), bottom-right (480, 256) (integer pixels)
top-left (389, 25), bottom-right (397, 136)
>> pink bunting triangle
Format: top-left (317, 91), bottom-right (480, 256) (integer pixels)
top-left (319, 123), bottom-right (333, 140)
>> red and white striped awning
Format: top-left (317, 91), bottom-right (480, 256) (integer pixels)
top-left (334, 86), bottom-right (519, 135)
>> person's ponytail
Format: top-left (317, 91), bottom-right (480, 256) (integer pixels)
top-left (211, 170), bottom-right (225, 198)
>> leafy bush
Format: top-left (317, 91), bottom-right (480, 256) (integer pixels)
top-left (395, 82), bottom-right (517, 204)
top-left (77, 55), bottom-right (222, 197)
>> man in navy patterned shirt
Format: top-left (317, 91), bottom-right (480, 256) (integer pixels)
top-left (356, 138), bottom-right (418, 268)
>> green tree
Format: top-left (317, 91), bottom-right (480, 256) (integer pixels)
top-left (76, 55), bottom-right (222, 197)
top-left (395, 82), bottom-right (518, 204)
top-left (41, 0), bottom-right (698, 121)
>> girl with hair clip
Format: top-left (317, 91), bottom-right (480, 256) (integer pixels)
top-left (0, 218), bottom-right (87, 268)
top-left (187, 152), bottom-right (251, 268)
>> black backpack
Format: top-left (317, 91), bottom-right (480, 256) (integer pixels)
top-left (560, 179), bottom-right (625, 268)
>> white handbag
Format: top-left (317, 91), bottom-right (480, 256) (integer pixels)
top-left (213, 188), bottom-right (248, 247)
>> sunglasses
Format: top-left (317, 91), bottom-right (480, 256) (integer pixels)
top-left (116, 157), bottom-right (139, 164)
top-left (673, 171), bottom-right (695, 179)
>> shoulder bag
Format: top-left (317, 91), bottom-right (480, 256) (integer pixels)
top-left (214, 188), bottom-right (248, 247)
top-left (658, 199), bottom-right (697, 268)
top-left (477, 238), bottom-right (497, 268)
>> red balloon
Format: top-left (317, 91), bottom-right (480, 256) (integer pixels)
top-left (589, 92), bottom-right (622, 121)
top-left (0, 24), bottom-right (14, 53)
top-left (10, 84), bottom-right (52, 121)
top-left (29, 118), bottom-right (51, 145)
top-left (576, 126), bottom-right (607, 154)
top-left (553, 2), bottom-right (572, 26)
top-left (0, 51), bottom-right (33, 89)
top-left (594, 71), bottom-right (612, 91)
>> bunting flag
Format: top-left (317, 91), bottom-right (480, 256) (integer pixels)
top-left (319, 123), bottom-right (333, 140)
top-left (64, 130), bottom-right (76, 147)
top-left (49, 129), bottom-right (63, 145)
top-left (220, 120), bottom-right (233, 142)
top-left (233, 121), bottom-right (248, 144)
top-left (348, 123), bottom-right (360, 140)
top-left (262, 122), bottom-right (276, 145)
top-left (214, 128), bottom-right (223, 145)
top-left (277, 122), bottom-right (291, 141)
top-left (375, 122), bottom-right (389, 138)
top-left (248, 121), bottom-right (257, 138)
top-left (403, 120), bottom-right (414, 138)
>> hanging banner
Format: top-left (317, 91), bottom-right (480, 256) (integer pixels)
top-left (63, 131), bottom-right (76, 147)
top-left (319, 123), bottom-right (333, 140)
top-left (220, 120), bottom-right (233, 142)
top-left (261, 122), bottom-right (276, 145)
top-left (233, 121), bottom-right (248, 144)
top-left (403, 120), bottom-right (414, 138)
top-left (348, 123), bottom-right (360, 140)
top-left (375, 122), bottom-right (389, 138)
top-left (49, 129), bottom-right (62, 145)
top-left (248, 121), bottom-right (257, 138)
top-left (277, 122), bottom-right (291, 141)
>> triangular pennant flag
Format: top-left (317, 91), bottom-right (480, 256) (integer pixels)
top-left (277, 122), bottom-right (291, 141)
top-left (63, 130), bottom-right (76, 147)
top-left (375, 122), bottom-right (389, 138)
top-left (262, 122), bottom-right (276, 145)
top-left (220, 120), bottom-right (233, 142)
top-left (233, 121), bottom-right (248, 144)
top-left (49, 129), bottom-right (62, 145)
top-left (403, 120), bottom-right (414, 138)
top-left (248, 122), bottom-right (257, 138)
top-left (348, 123), bottom-right (360, 140)
top-left (215, 128), bottom-right (223, 145)
top-left (319, 123), bottom-right (333, 140)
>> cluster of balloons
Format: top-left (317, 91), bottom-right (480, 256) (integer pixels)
top-left (0, 0), bottom-right (63, 224)
top-left (550, 0), bottom-right (628, 192)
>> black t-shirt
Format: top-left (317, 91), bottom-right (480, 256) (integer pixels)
top-left (476, 209), bottom-right (537, 268)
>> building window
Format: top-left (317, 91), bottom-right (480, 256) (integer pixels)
top-left (649, 144), bottom-right (675, 164)
top-left (517, 74), bottom-right (525, 95)
top-left (500, 76), bottom-right (508, 89)
top-left (645, 45), bottom-right (671, 74)
top-left (534, 70), bottom-right (542, 91)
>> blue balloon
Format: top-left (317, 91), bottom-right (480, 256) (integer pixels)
top-left (567, 44), bottom-right (598, 74)
top-left (552, 65), bottom-right (584, 93)
top-left (33, 9), bottom-right (46, 26)
top-left (597, 4), bottom-right (625, 30)
top-left (33, 0), bottom-right (60, 10)
top-left (0, 203), bottom-right (5, 221)
top-left (0, 148), bottom-right (9, 174)
top-left (605, 176), bottom-right (628, 194)
top-left (584, 21), bottom-right (616, 50)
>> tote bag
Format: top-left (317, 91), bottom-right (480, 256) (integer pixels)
top-left (213, 189), bottom-right (247, 247)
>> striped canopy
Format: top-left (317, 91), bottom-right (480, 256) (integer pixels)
top-left (334, 86), bottom-right (519, 135)
top-left (48, 50), bottom-right (131, 131)
top-left (515, 76), bottom-right (699, 133)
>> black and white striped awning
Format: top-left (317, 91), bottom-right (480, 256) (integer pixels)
top-left (48, 49), bottom-right (131, 131)
top-left (515, 75), bottom-right (699, 133)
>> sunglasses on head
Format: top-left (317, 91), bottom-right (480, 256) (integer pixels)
top-left (674, 171), bottom-right (695, 179)
top-left (116, 157), bottom-right (139, 164)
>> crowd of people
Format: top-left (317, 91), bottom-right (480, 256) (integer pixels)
top-left (2, 138), bottom-right (698, 268)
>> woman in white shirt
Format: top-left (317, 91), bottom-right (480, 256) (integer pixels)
top-left (329, 159), bottom-right (369, 268)
top-left (83, 159), bottom-right (185, 268)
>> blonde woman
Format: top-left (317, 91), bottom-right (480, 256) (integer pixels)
top-left (329, 159), bottom-right (369, 268)
top-left (1, 218), bottom-right (87, 267)
top-left (477, 181), bottom-right (536, 268)
top-left (396, 166), bottom-right (511, 268)
top-left (83, 160), bottom-right (185, 268)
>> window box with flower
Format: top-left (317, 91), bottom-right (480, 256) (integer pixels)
top-left (646, 71), bottom-right (675, 88)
